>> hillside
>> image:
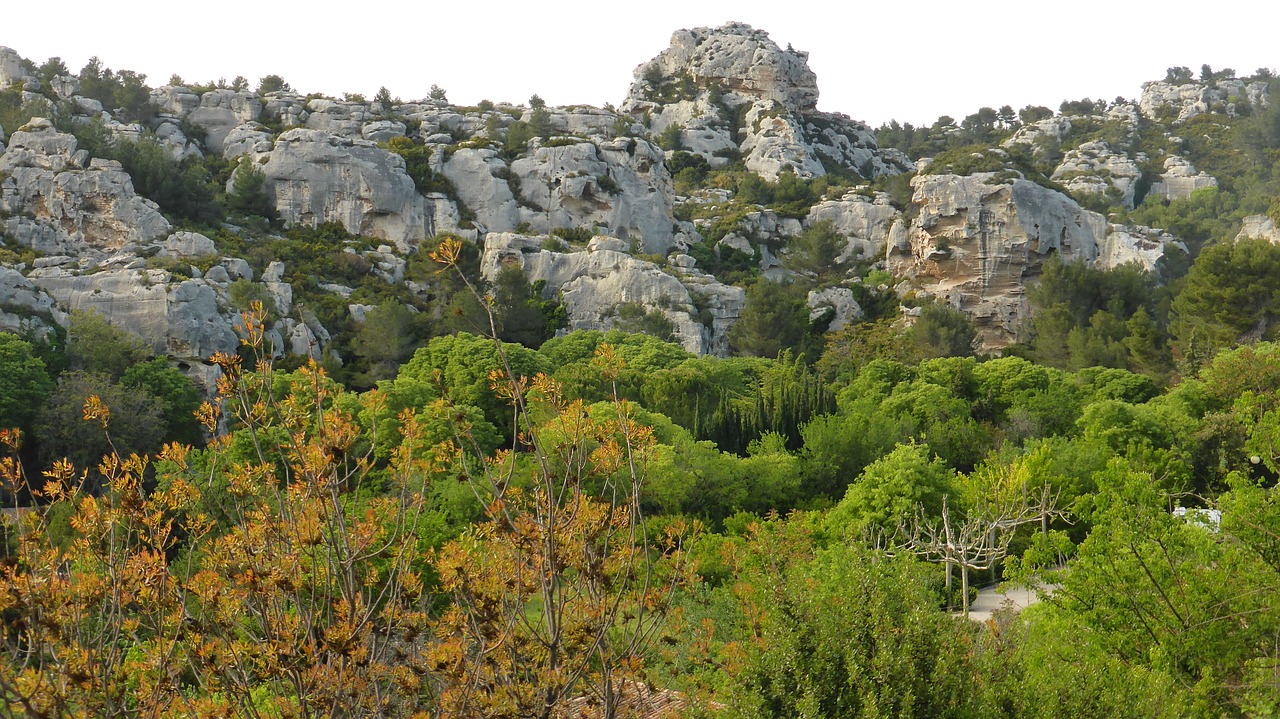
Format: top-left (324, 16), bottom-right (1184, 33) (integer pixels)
top-left (3, 24), bottom-right (1280, 719)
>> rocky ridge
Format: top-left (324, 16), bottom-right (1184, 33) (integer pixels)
top-left (0, 32), bottom-right (1265, 371)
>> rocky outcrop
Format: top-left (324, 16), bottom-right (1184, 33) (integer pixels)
top-left (509, 138), bottom-right (676, 252)
top-left (1096, 224), bottom-right (1187, 271)
top-left (622, 22), bottom-right (907, 182)
top-left (807, 286), bottom-right (862, 332)
top-left (0, 47), bottom-right (36, 91)
top-left (0, 266), bottom-right (63, 336)
top-left (221, 123), bottom-right (273, 158)
top-left (1139, 78), bottom-right (1270, 123)
top-left (1237, 215), bottom-right (1280, 244)
top-left (481, 233), bottom-right (743, 355)
top-left (0, 119), bottom-right (171, 253)
top-left (626, 23), bottom-right (818, 111)
top-left (888, 172), bottom-right (1192, 349)
top-left (804, 192), bottom-right (902, 261)
top-left (1051, 140), bottom-right (1143, 209)
top-left (305, 99), bottom-right (369, 138)
top-left (252, 128), bottom-right (433, 250)
top-left (1149, 155), bottom-right (1217, 201)
top-left (28, 268), bottom-right (238, 360)
top-left (187, 89), bottom-right (262, 153)
top-left (440, 147), bottom-right (520, 233)
top-left (888, 173), bottom-right (1107, 348)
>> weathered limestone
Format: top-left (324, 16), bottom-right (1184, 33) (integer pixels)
top-left (888, 173), bottom-right (1107, 349)
top-left (805, 192), bottom-right (901, 261)
top-left (1097, 224), bottom-right (1187, 271)
top-left (481, 232), bottom-right (743, 355)
top-left (1237, 215), bottom-right (1280, 244)
top-left (187, 89), bottom-right (262, 153)
top-left (808, 286), bottom-right (862, 332)
top-left (1050, 140), bottom-right (1143, 209)
top-left (30, 269), bottom-right (238, 360)
top-left (1149, 155), bottom-right (1217, 201)
top-left (622, 22), bottom-right (907, 183)
top-left (0, 119), bottom-right (171, 253)
top-left (1140, 78), bottom-right (1270, 123)
top-left (253, 128), bottom-right (430, 250)
top-left (509, 138), bottom-right (677, 252)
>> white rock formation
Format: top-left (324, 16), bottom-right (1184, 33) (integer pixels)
top-left (1237, 215), bottom-right (1280, 244)
top-left (0, 266), bottom-right (64, 336)
top-left (441, 147), bottom-right (520, 233)
top-left (805, 192), bottom-right (902, 261)
top-left (1149, 155), bottom-right (1217, 201)
top-left (252, 128), bottom-right (432, 250)
top-left (30, 269), bottom-right (238, 360)
top-left (509, 138), bottom-right (677, 252)
top-left (187, 89), bottom-right (262, 153)
top-left (807, 286), bottom-right (862, 332)
top-left (622, 22), bottom-right (907, 183)
top-left (0, 119), bottom-right (171, 253)
top-left (1097, 225), bottom-right (1186, 271)
top-left (1051, 140), bottom-right (1143, 208)
top-left (0, 47), bottom-right (36, 91)
top-left (1139, 79), bottom-right (1270, 123)
top-left (481, 233), bottom-right (743, 355)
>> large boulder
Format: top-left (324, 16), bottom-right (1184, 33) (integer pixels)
top-left (804, 191), bottom-right (902, 261)
top-left (253, 128), bottom-right (431, 250)
top-left (0, 47), bottom-right (36, 91)
top-left (1149, 155), bottom-right (1217, 202)
top-left (440, 147), bottom-right (520, 234)
top-left (149, 86), bottom-right (201, 117)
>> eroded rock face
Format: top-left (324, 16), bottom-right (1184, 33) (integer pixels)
top-left (509, 138), bottom-right (676, 253)
top-left (626, 22), bottom-right (818, 112)
top-left (1237, 215), bottom-right (1280, 244)
top-left (187, 89), bottom-right (262, 153)
top-left (805, 192), bottom-right (902, 261)
top-left (481, 232), bottom-right (743, 355)
top-left (0, 119), bottom-right (171, 253)
top-left (1149, 155), bottom-right (1217, 201)
top-left (808, 286), bottom-right (862, 332)
top-left (622, 22), bottom-right (907, 182)
top-left (0, 47), bottom-right (36, 91)
top-left (0, 266), bottom-right (63, 336)
top-left (440, 147), bottom-right (520, 233)
top-left (253, 128), bottom-right (431, 250)
top-left (888, 173), bottom-right (1107, 349)
top-left (30, 269), bottom-right (238, 360)
top-left (1097, 224), bottom-right (1187, 271)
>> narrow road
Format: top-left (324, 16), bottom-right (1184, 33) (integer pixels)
top-left (962, 584), bottom-right (1057, 623)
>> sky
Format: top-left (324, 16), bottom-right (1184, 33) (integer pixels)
top-left (5, 0), bottom-right (1279, 128)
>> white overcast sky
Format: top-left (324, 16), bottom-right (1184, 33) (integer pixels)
top-left (5, 0), bottom-right (1278, 127)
